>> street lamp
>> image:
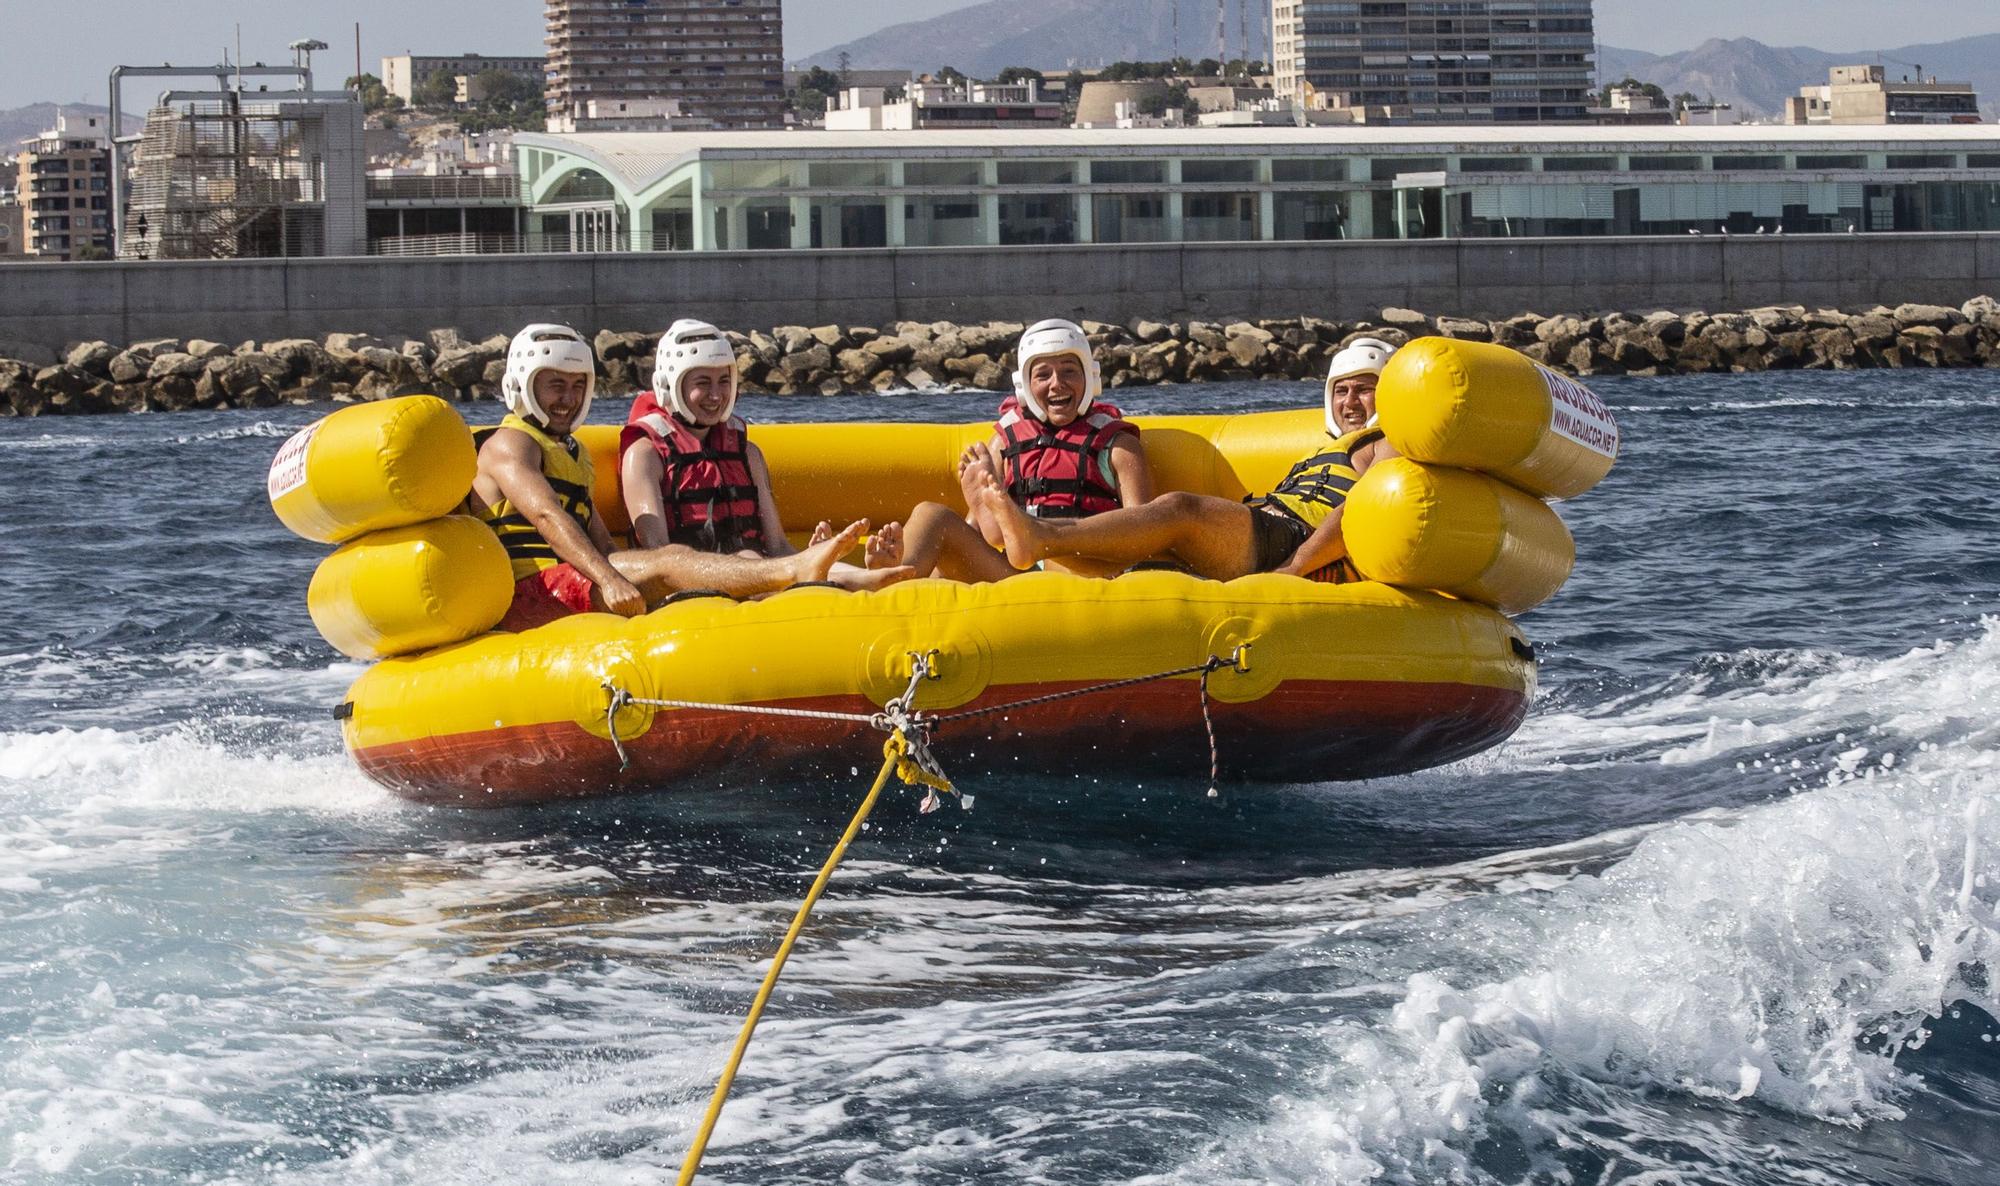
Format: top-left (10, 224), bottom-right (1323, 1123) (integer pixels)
top-left (290, 38), bottom-right (329, 88)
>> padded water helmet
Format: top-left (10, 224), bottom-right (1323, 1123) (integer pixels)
top-left (502, 324), bottom-right (596, 429)
top-left (652, 319), bottom-right (740, 422)
top-left (1011, 318), bottom-right (1102, 421)
top-left (1324, 336), bottom-right (1395, 435)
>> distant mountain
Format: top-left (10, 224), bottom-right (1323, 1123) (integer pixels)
top-left (0, 103), bottom-right (134, 155)
top-left (804, 6), bottom-right (2000, 123)
top-left (800, 0), bottom-right (1271, 79)
top-left (1597, 35), bottom-right (2000, 120)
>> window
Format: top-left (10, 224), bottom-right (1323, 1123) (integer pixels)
top-left (1182, 159), bottom-right (1257, 184)
top-left (1371, 156), bottom-right (1445, 180)
top-left (1091, 160), bottom-right (1166, 184)
top-left (1628, 155), bottom-right (1702, 171)
top-left (1711, 155), bottom-right (1784, 171)
top-left (807, 161), bottom-right (890, 188)
top-left (996, 160), bottom-right (1074, 186)
top-left (1887, 154), bottom-right (1958, 170)
top-left (1458, 156), bottom-right (1531, 173)
top-left (1540, 156), bottom-right (1616, 172)
top-left (1273, 158), bottom-right (1348, 182)
top-left (904, 160), bottom-right (983, 187)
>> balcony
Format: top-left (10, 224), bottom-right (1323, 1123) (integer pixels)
top-left (365, 175), bottom-right (522, 204)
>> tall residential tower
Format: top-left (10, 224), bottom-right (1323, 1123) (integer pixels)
top-left (544, 0), bottom-right (784, 131)
top-left (1273, 0), bottom-right (1594, 124)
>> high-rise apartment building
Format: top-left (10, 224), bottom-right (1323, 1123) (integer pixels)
top-left (16, 112), bottom-right (114, 260)
top-left (544, 0), bottom-right (784, 132)
top-left (1273, 0), bottom-right (1594, 124)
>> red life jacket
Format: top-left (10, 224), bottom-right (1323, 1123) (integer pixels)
top-left (620, 392), bottom-right (765, 555)
top-left (994, 395), bottom-right (1138, 519)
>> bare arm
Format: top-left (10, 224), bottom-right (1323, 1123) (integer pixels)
top-left (745, 443), bottom-right (794, 556)
top-left (1108, 435), bottom-right (1154, 507)
top-left (482, 432), bottom-right (639, 613)
top-left (620, 443), bottom-right (673, 551)
top-left (1272, 436), bottom-right (1396, 578)
top-left (1274, 504), bottom-right (1349, 577)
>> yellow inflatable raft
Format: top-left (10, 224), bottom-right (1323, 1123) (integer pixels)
top-left (271, 339), bottom-right (1619, 805)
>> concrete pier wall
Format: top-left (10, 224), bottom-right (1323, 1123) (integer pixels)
top-left (5, 234), bottom-right (2000, 350)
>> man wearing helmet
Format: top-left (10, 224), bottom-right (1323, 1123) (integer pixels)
top-left (966, 337), bottom-right (1400, 581)
top-left (467, 324), bottom-right (872, 632)
top-left (876, 318), bottom-right (1154, 581)
top-left (619, 320), bottom-right (914, 591)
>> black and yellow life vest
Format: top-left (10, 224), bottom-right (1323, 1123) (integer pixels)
top-left (1253, 425), bottom-right (1385, 531)
top-left (468, 414), bottom-right (596, 580)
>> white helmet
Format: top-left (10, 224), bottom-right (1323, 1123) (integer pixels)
top-left (502, 323), bottom-right (596, 429)
top-left (652, 319), bottom-right (740, 422)
top-left (1324, 336), bottom-right (1395, 436)
top-left (1011, 318), bottom-right (1102, 421)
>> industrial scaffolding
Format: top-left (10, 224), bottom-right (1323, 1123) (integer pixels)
top-left (118, 88), bottom-right (363, 260)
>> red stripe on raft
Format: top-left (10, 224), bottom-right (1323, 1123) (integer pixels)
top-left (353, 678), bottom-right (1527, 807)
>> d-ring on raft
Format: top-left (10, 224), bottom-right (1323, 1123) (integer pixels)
top-left (269, 338), bottom-right (1619, 805)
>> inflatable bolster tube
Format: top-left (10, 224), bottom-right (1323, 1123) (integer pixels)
top-left (269, 395), bottom-right (477, 544)
top-left (308, 515), bottom-right (515, 660)
top-left (1376, 338), bottom-right (1620, 502)
top-left (1344, 457), bottom-right (1576, 616)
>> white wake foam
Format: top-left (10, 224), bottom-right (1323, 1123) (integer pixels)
top-left (1189, 620), bottom-right (2000, 1182)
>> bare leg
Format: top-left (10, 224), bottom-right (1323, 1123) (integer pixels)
top-left (898, 501), bottom-right (1018, 583)
top-left (825, 561), bottom-right (918, 591)
top-left (975, 473), bottom-right (1260, 580)
top-left (609, 520), bottom-right (868, 601)
top-left (959, 443), bottom-right (1004, 549)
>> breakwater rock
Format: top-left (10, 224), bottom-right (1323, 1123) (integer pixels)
top-left (7, 298), bottom-right (2000, 415)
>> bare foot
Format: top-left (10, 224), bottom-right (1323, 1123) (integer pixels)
top-left (829, 563), bottom-right (918, 592)
top-left (807, 520), bottom-right (834, 547)
top-left (971, 470), bottom-right (1040, 570)
top-left (866, 521), bottom-right (904, 569)
top-left (788, 520), bottom-right (867, 583)
top-left (959, 445), bottom-right (1004, 548)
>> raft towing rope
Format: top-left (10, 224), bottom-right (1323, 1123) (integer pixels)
top-left (605, 644), bottom-right (1253, 1185)
top-left (601, 642), bottom-right (1252, 810)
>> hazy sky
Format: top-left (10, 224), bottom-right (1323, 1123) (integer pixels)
top-left (2, 0), bottom-right (1994, 111)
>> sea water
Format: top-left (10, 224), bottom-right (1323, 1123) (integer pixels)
top-left (1, 371), bottom-right (1996, 1184)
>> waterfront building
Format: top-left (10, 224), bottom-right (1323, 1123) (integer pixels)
top-left (823, 81), bottom-right (1064, 132)
top-left (1588, 85), bottom-right (1675, 127)
top-left (544, 0), bottom-right (784, 131)
top-left (381, 53), bottom-right (546, 105)
top-left (784, 69), bottom-right (911, 94)
top-left (364, 129), bottom-right (527, 256)
top-left (1783, 66), bottom-right (1981, 126)
top-left (0, 188), bottom-right (21, 259)
top-left (16, 112), bottom-right (113, 260)
top-left (121, 89), bottom-right (364, 259)
top-left (512, 124), bottom-right (2000, 251)
top-left (1272, 0), bottom-right (1594, 124)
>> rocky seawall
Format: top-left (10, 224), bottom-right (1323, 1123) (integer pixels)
top-left (5, 299), bottom-right (2000, 416)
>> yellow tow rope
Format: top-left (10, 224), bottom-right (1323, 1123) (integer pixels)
top-left (677, 731), bottom-right (953, 1185)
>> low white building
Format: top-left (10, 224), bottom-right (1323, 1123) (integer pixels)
top-left (514, 123), bottom-right (2000, 252)
top-left (823, 81), bottom-right (1063, 132)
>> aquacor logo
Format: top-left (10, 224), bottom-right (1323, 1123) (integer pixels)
top-left (267, 422), bottom-right (319, 502)
top-left (1535, 365), bottom-right (1621, 458)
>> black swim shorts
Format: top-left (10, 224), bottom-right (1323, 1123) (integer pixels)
top-left (1249, 505), bottom-right (1311, 573)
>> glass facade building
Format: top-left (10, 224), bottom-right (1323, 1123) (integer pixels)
top-left (514, 126), bottom-right (2000, 253)
top-left (1272, 0), bottom-right (1595, 123)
